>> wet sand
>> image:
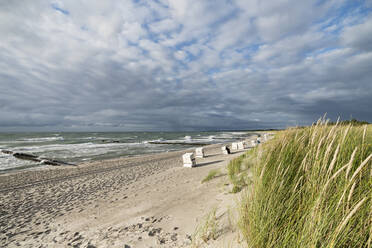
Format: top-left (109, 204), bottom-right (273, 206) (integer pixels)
top-left (0, 138), bottom-right (258, 247)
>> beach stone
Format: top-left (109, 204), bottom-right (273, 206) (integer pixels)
top-left (183, 235), bottom-right (192, 245)
top-left (73, 242), bottom-right (82, 248)
top-left (72, 235), bottom-right (83, 242)
top-left (53, 236), bottom-right (63, 243)
top-left (148, 227), bottom-right (161, 236)
top-left (171, 233), bottom-right (177, 241)
top-left (157, 237), bottom-right (166, 244)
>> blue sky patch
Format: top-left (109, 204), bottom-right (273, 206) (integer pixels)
top-left (51, 3), bottom-right (69, 15)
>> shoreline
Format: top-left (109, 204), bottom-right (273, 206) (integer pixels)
top-left (0, 136), bottom-right (259, 247)
top-left (0, 142), bottom-right (225, 189)
top-left (0, 131), bottom-right (262, 174)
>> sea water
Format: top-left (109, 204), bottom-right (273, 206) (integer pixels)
top-left (0, 131), bottom-right (253, 173)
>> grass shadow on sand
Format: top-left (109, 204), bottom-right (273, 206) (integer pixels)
top-left (196, 160), bottom-right (224, 167)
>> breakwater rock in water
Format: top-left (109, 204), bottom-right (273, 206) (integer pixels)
top-left (1, 150), bottom-right (76, 167)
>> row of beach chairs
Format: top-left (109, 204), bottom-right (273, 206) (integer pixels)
top-left (182, 136), bottom-right (267, 168)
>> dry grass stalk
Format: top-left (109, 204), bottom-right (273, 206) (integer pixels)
top-left (326, 121), bottom-right (338, 140)
top-left (327, 144), bottom-right (340, 176)
top-left (292, 176), bottom-right (303, 193)
top-left (275, 161), bottom-right (283, 176)
top-left (330, 197), bottom-right (367, 247)
top-left (315, 135), bottom-right (326, 160)
top-left (259, 162), bottom-right (266, 179)
top-left (301, 152), bottom-right (309, 171)
top-left (369, 203), bottom-right (372, 248)
top-left (349, 153), bottom-right (372, 183)
top-left (322, 134), bottom-right (337, 173)
top-left (362, 124), bottom-right (367, 158)
top-left (345, 147), bottom-right (358, 180)
top-left (347, 181), bottom-right (356, 210)
top-left (341, 124), bottom-right (351, 144)
top-left (336, 188), bottom-right (347, 212)
top-left (311, 127), bottom-right (318, 145)
top-left (323, 162), bottom-right (349, 194)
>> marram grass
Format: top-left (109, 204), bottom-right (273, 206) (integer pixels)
top-left (237, 123), bottom-right (371, 248)
top-left (201, 169), bottom-right (221, 183)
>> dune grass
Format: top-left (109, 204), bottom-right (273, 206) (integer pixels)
top-left (202, 169), bottom-right (221, 183)
top-left (235, 121), bottom-right (371, 247)
top-left (192, 207), bottom-right (220, 247)
top-left (227, 152), bottom-right (252, 193)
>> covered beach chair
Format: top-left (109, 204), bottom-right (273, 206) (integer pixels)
top-left (183, 153), bottom-right (196, 167)
top-left (221, 146), bottom-right (230, 155)
top-left (195, 147), bottom-right (205, 158)
top-left (237, 141), bottom-right (246, 150)
top-left (231, 142), bottom-right (239, 150)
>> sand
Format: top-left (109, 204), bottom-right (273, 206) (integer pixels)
top-left (0, 137), bottom-right (258, 248)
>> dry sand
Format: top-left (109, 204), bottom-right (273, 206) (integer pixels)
top-left (0, 137), bottom-right (258, 248)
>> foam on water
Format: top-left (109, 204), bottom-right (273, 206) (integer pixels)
top-left (0, 153), bottom-right (46, 172)
top-left (18, 136), bottom-right (65, 142)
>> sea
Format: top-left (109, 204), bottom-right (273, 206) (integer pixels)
top-left (0, 131), bottom-right (253, 173)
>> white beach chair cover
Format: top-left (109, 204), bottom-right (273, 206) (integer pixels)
top-left (183, 153), bottom-right (196, 167)
top-left (195, 147), bottom-right (204, 158)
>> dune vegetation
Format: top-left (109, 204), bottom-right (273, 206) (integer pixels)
top-left (228, 120), bottom-right (371, 247)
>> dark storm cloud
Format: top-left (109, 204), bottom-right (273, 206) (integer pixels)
top-left (0, 0), bottom-right (371, 131)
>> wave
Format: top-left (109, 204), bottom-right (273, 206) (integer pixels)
top-left (0, 153), bottom-right (40, 171)
top-left (9, 141), bottom-right (149, 160)
top-left (17, 137), bottom-right (65, 142)
top-left (76, 136), bottom-right (139, 142)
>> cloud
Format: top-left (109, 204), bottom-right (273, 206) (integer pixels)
top-left (342, 15), bottom-right (372, 51)
top-left (0, 0), bottom-right (371, 131)
top-left (149, 18), bottom-right (180, 34)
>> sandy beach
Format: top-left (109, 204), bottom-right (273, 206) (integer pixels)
top-left (0, 137), bottom-right (257, 248)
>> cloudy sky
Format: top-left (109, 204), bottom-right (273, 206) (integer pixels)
top-left (0, 0), bottom-right (371, 131)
